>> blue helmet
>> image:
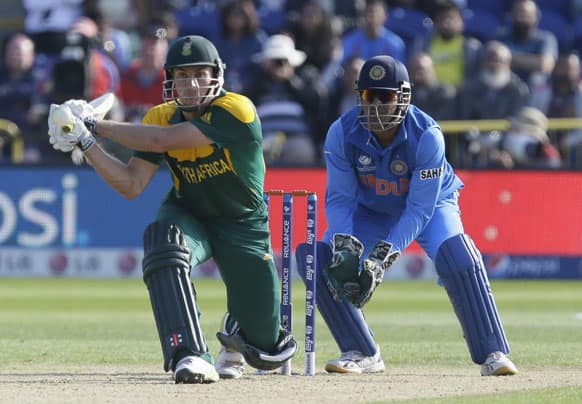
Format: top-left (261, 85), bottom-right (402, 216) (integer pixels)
top-left (356, 55), bottom-right (411, 132)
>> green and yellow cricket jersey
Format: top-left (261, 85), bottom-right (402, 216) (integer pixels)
top-left (134, 90), bottom-right (266, 218)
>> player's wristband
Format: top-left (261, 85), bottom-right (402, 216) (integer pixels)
top-left (83, 116), bottom-right (97, 135)
top-left (77, 132), bottom-right (96, 152)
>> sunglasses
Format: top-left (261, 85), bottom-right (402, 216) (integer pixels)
top-left (270, 58), bottom-right (289, 67)
top-left (361, 89), bottom-right (397, 103)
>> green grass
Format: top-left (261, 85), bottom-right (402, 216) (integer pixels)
top-left (398, 386), bottom-right (582, 404)
top-left (1, 279), bottom-right (581, 400)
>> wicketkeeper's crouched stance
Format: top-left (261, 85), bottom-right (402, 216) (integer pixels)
top-left (302, 55), bottom-right (518, 377)
top-left (46, 35), bottom-right (296, 383)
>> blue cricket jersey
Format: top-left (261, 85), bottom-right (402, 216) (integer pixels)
top-left (323, 105), bottom-right (464, 253)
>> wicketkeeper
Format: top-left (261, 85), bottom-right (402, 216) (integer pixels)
top-left (311, 55), bottom-right (518, 376)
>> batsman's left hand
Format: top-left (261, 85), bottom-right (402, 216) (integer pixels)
top-left (48, 104), bottom-right (77, 152)
top-left (48, 106), bottom-right (96, 153)
top-left (350, 240), bottom-right (400, 309)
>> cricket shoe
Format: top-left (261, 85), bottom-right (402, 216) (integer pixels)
top-left (173, 355), bottom-right (219, 384)
top-left (215, 345), bottom-right (246, 379)
top-left (325, 345), bottom-right (385, 374)
top-left (480, 351), bottom-right (518, 376)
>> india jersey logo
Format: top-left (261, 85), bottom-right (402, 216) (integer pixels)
top-left (390, 160), bottom-right (408, 175)
top-left (369, 65), bottom-right (386, 81)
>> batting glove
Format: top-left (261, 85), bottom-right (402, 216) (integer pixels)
top-left (47, 104), bottom-right (77, 152)
top-left (48, 113), bottom-right (96, 153)
top-left (63, 99), bottom-right (95, 120)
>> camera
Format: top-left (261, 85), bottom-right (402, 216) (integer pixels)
top-left (50, 32), bottom-right (92, 103)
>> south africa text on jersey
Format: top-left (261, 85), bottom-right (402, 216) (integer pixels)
top-left (178, 158), bottom-right (234, 184)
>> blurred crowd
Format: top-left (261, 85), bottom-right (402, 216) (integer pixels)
top-left (0, 0), bottom-right (581, 169)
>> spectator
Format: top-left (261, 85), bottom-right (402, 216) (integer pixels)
top-left (326, 56), bottom-right (365, 123)
top-left (67, 16), bottom-right (121, 100)
top-left (37, 15), bottom-right (121, 105)
top-left (455, 41), bottom-right (529, 168)
top-left (215, 0), bottom-right (267, 93)
top-left (94, 0), bottom-right (150, 31)
top-left (408, 51), bottom-right (457, 120)
top-left (328, 0), bottom-right (367, 35)
top-left (456, 41), bottom-right (529, 120)
top-left (496, 0), bottom-right (558, 89)
top-left (341, 0), bottom-right (406, 65)
top-left (23, 0), bottom-right (86, 56)
top-left (283, 1), bottom-right (340, 73)
top-left (247, 34), bottom-right (326, 166)
top-left (254, 0), bottom-right (287, 35)
top-left (492, 106), bottom-right (562, 169)
top-left (86, 8), bottom-right (134, 71)
top-left (530, 52), bottom-right (582, 168)
top-left (156, 9), bottom-right (180, 43)
top-left (412, 0), bottom-right (481, 88)
top-left (0, 33), bottom-right (42, 162)
top-left (285, 0), bottom-right (365, 35)
top-left (119, 26), bottom-right (168, 123)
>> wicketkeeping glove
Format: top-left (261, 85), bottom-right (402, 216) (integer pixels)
top-left (323, 233), bottom-right (364, 302)
top-left (350, 240), bottom-right (400, 308)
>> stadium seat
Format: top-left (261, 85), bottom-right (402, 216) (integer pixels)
top-left (466, 0), bottom-right (509, 19)
top-left (538, 10), bottom-right (573, 52)
top-left (462, 8), bottom-right (501, 43)
top-left (385, 7), bottom-right (433, 55)
top-left (536, 0), bottom-right (573, 21)
top-left (175, 4), bottom-right (220, 40)
top-left (258, 7), bottom-right (286, 35)
top-left (573, 19), bottom-right (582, 55)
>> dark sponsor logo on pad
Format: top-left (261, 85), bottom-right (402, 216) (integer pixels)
top-left (419, 167), bottom-right (443, 180)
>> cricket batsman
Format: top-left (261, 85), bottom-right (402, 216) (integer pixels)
top-left (46, 35), bottom-right (297, 383)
